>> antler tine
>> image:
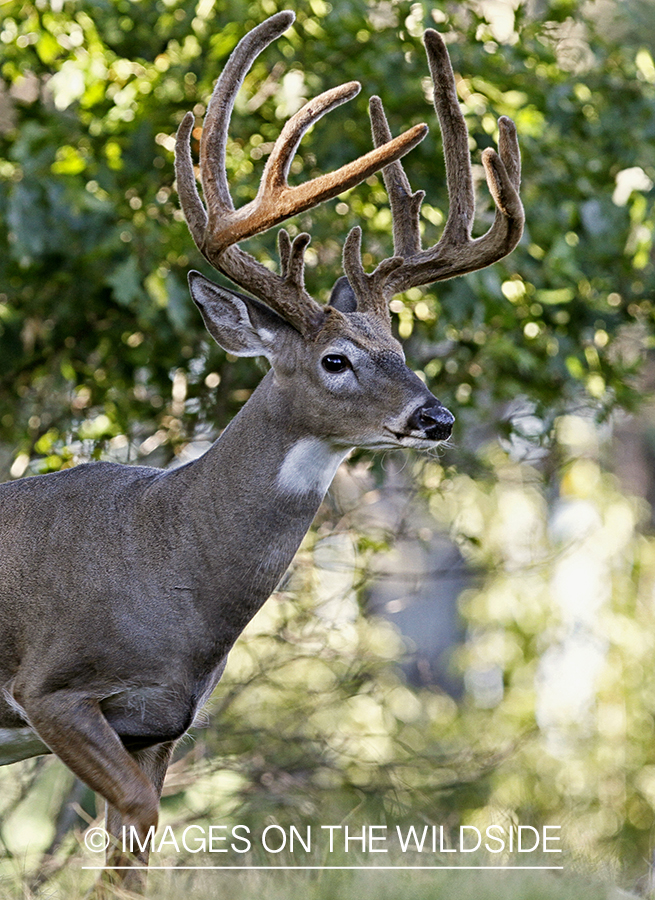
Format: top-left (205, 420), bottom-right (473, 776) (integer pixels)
top-left (261, 82), bottom-right (361, 195)
top-left (345, 28), bottom-right (524, 310)
top-left (343, 225), bottom-right (404, 322)
top-left (369, 96), bottom-right (425, 260)
top-left (278, 228), bottom-right (311, 285)
top-left (344, 93), bottom-right (423, 320)
top-left (176, 110), bottom-right (208, 250)
top-left (200, 11), bottom-right (294, 219)
top-left (424, 29), bottom-right (476, 244)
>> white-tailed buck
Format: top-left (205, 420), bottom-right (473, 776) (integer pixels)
top-left (0, 11), bottom-right (523, 894)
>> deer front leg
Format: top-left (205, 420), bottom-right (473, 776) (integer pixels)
top-left (103, 741), bottom-right (176, 895)
top-left (14, 688), bottom-right (160, 842)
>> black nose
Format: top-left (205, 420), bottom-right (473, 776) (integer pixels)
top-left (408, 401), bottom-right (454, 441)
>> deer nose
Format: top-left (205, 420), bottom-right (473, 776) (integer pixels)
top-left (408, 401), bottom-right (454, 440)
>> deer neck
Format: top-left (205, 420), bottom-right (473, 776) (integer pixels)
top-left (192, 369), bottom-right (349, 500)
top-left (159, 370), bottom-right (350, 625)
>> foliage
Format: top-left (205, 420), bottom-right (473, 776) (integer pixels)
top-left (0, 0), bottom-right (653, 476)
top-left (2, 0), bottom-right (655, 896)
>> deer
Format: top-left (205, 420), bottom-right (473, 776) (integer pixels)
top-left (0, 10), bottom-right (523, 895)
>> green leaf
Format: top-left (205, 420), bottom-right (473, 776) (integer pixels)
top-left (106, 256), bottom-right (143, 307)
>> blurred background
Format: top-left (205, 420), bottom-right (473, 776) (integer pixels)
top-left (1, 0), bottom-right (655, 896)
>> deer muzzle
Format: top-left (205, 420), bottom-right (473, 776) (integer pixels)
top-left (407, 401), bottom-right (454, 441)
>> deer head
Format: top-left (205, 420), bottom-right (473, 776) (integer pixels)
top-left (175, 11), bottom-right (524, 455)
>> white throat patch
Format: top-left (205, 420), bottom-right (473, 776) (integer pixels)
top-left (276, 439), bottom-right (349, 497)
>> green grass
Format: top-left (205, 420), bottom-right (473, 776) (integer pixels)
top-left (147, 867), bottom-right (641, 900)
top-left (0, 863), bottom-right (645, 900)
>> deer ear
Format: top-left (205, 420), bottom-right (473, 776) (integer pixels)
top-left (328, 276), bottom-right (358, 313)
top-left (188, 271), bottom-right (295, 358)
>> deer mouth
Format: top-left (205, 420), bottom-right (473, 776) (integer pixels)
top-left (384, 425), bottom-right (452, 448)
top-left (385, 401), bottom-right (454, 446)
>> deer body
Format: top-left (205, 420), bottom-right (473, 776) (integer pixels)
top-left (0, 10), bottom-right (523, 893)
top-left (0, 388), bottom-right (341, 761)
top-left (0, 323), bottom-right (441, 748)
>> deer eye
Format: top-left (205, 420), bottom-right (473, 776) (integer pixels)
top-left (322, 354), bottom-right (350, 374)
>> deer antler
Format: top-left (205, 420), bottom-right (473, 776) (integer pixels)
top-left (343, 28), bottom-right (524, 318)
top-left (176, 11), bottom-right (428, 335)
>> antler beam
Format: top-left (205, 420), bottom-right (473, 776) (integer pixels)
top-left (344, 28), bottom-right (524, 313)
top-left (176, 11), bottom-right (428, 335)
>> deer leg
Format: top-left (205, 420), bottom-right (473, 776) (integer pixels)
top-left (15, 688), bottom-right (161, 841)
top-left (103, 741), bottom-right (176, 895)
